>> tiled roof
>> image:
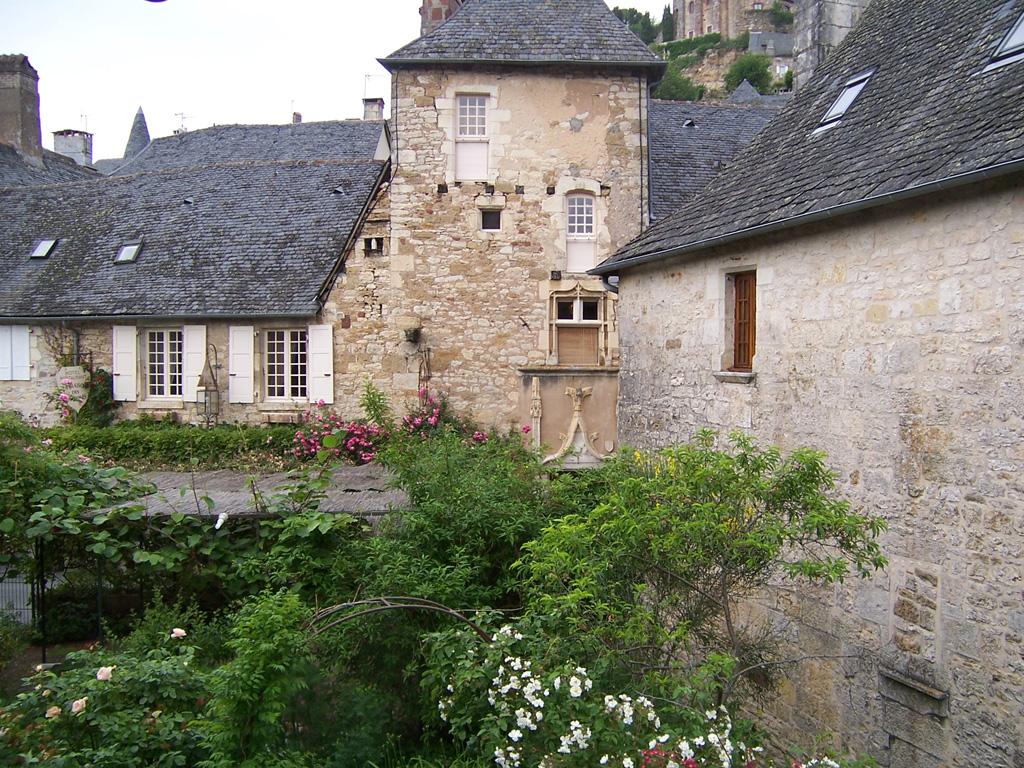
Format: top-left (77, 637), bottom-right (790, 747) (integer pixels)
top-left (381, 0), bottom-right (665, 72)
top-left (596, 0), bottom-right (1024, 274)
top-left (748, 32), bottom-right (794, 57)
top-left (0, 160), bottom-right (386, 319)
top-left (648, 99), bottom-right (778, 220)
top-left (109, 120), bottom-right (387, 175)
top-left (0, 144), bottom-right (99, 187)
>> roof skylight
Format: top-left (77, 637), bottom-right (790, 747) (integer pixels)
top-left (816, 71), bottom-right (873, 131)
top-left (115, 241), bottom-right (142, 264)
top-left (30, 239), bottom-right (58, 259)
top-left (993, 11), bottom-right (1024, 63)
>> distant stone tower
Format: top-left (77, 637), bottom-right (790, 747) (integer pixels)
top-left (793, 0), bottom-right (872, 86)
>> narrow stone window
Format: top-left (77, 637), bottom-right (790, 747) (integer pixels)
top-left (566, 193), bottom-right (597, 273)
top-left (455, 94), bottom-right (489, 181)
top-left (728, 271), bottom-right (756, 372)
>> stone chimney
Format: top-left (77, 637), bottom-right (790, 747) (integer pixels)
top-left (794, 0), bottom-right (872, 87)
top-left (292, 111), bottom-right (302, 124)
top-left (53, 129), bottom-right (93, 166)
top-left (420, 0), bottom-right (463, 36)
top-left (363, 98), bottom-right (385, 121)
top-left (0, 54), bottom-right (42, 161)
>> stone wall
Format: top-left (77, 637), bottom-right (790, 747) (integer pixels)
top-left (614, 176), bottom-right (1024, 766)
top-left (794, 0), bottom-right (872, 87)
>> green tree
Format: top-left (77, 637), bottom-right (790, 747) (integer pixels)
top-left (660, 4), bottom-right (676, 42)
top-left (725, 53), bottom-right (773, 93)
top-left (654, 64), bottom-right (705, 101)
top-left (770, 0), bottom-right (795, 28)
top-left (613, 6), bottom-right (659, 43)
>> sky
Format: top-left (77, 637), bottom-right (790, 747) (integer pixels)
top-left (0, 0), bottom-right (672, 161)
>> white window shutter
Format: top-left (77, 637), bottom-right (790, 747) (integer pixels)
top-left (455, 141), bottom-right (488, 181)
top-left (111, 326), bottom-right (137, 402)
top-left (0, 327), bottom-right (12, 381)
top-left (307, 324), bottom-right (334, 405)
top-left (228, 326), bottom-right (254, 404)
top-left (11, 326), bottom-right (30, 381)
top-left (566, 241), bottom-right (598, 273)
top-left (182, 325), bottom-right (206, 402)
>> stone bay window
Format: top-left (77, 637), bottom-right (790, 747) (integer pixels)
top-left (547, 285), bottom-right (614, 366)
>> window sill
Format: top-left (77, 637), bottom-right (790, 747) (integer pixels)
top-left (257, 400), bottom-right (308, 411)
top-left (138, 399), bottom-right (185, 410)
top-left (713, 371), bottom-right (757, 385)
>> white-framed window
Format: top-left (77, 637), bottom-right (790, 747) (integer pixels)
top-left (992, 11), bottom-right (1024, 65)
top-left (566, 193), bottom-right (597, 273)
top-left (0, 326), bottom-right (31, 381)
top-left (145, 329), bottom-right (183, 398)
top-left (265, 329), bottom-right (308, 399)
top-left (815, 71), bottom-right (873, 132)
top-left (455, 94), bottom-right (489, 181)
top-left (549, 289), bottom-right (607, 366)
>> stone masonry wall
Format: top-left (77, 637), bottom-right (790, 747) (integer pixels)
top-left (615, 177), bottom-right (1024, 767)
top-left (384, 67), bottom-right (647, 426)
top-left (794, 0), bottom-right (872, 87)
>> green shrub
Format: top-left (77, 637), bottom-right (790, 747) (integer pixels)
top-left (41, 421), bottom-right (299, 470)
top-left (661, 32), bottom-right (721, 58)
top-left (0, 612), bottom-right (29, 674)
top-left (725, 53), bottom-right (773, 93)
top-left (654, 64), bottom-right (706, 101)
top-left (770, 0), bottom-right (795, 28)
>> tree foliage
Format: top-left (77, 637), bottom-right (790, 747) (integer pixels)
top-left (660, 4), bottom-right (676, 42)
top-left (654, 63), bottom-right (706, 101)
top-left (613, 6), bottom-right (659, 43)
top-left (725, 53), bottom-right (773, 93)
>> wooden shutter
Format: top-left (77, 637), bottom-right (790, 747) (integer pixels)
top-left (111, 326), bottom-right (138, 401)
top-left (455, 141), bottom-right (488, 181)
top-left (182, 325), bottom-right (206, 402)
top-left (557, 326), bottom-right (599, 366)
top-left (733, 271), bottom-right (756, 371)
top-left (0, 326), bottom-right (11, 380)
top-left (228, 326), bottom-right (254, 404)
top-left (11, 326), bottom-right (30, 381)
top-left (307, 324), bottom-right (334, 405)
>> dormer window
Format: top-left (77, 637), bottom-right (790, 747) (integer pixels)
top-left (115, 241), bottom-right (142, 263)
top-left (992, 11), bottom-right (1024, 64)
top-left (815, 71), bottom-right (873, 132)
top-left (30, 239), bottom-right (57, 259)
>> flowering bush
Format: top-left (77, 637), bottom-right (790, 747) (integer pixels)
top-left (402, 387), bottom-right (451, 437)
top-left (293, 401), bottom-right (386, 464)
top-left (0, 643), bottom-right (208, 767)
top-left (43, 376), bottom-right (83, 423)
top-left (426, 622), bottom-right (764, 768)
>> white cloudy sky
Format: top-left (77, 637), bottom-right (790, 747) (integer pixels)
top-left (0, 0), bottom-right (670, 161)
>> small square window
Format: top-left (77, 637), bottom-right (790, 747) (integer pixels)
top-left (30, 239), bottom-right (57, 259)
top-left (115, 242), bottom-right (142, 263)
top-left (993, 12), bottom-right (1024, 62)
top-left (581, 300), bottom-right (599, 321)
top-left (364, 237), bottom-right (384, 255)
top-left (556, 299), bottom-right (575, 321)
top-left (481, 210), bottom-right (501, 231)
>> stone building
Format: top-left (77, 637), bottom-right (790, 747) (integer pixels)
top-left (674, 0), bottom-right (795, 39)
top-left (793, 0), bottom-right (871, 87)
top-left (593, 0), bottom-right (1024, 764)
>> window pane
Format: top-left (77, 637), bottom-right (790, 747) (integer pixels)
top-left (581, 299), bottom-right (600, 321)
top-left (457, 95), bottom-right (487, 137)
top-left (821, 77), bottom-right (869, 123)
top-left (481, 210), bottom-right (501, 231)
top-left (168, 330), bottom-right (183, 397)
top-left (147, 331), bottom-right (165, 396)
top-left (556, 300), bottom-right (575, 321)
top-left (266, 331), bottom-right (286, 398)
top-left (567, 195), bottom-right (595, 238)
top-left (997, 13), bottom-right (1024, 57)
top-left (289, 330), bottom-right (308, 399)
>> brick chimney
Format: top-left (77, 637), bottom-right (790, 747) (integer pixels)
top-left (53, 129), bottom-right (93, 166)
top-left (420, 0), bottom-right (464, 36)
top-left (363, 98), bottom-right (385, 121)
top-left (292, 111), bottom-right (302, 124)
top-left (0, 54), bottom-right (42, 161)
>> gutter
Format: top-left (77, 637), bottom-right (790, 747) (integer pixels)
top-left (590, 157), bottom-right (1024, 277)
top-left (0, 312), bottom-right (318, 324)
top-left (378, 57), bottom-right (666, 75)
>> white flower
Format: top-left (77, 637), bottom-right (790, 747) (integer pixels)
top-left (70, 697), bottom-right (88, 715)
top-left (623, 759), bottom-right (634, 768)
top-left (170, 627), bottom-right (187, 639)
top-left (45, 705), bottom-right (60, 718)
top-left (600, 757), bottom-right (609, 765)
top-left (508, 729), bottom-right (523, 743)
top-left (706, 708), bottom-right (718, 720)
top-left (95, 666), bottom-right (115, 681)
top-left (214, 512), bottom-right (229, 530)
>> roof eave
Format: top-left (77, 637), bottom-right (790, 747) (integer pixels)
top-left (0, 310), bottom-right (321, 324)
top-left (378, 56), bottom-right (666, 75)
top-left (592, 157), bottom-right (1024, 277)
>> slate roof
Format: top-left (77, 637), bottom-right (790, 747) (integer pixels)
top-left (727, 79), bottom-right (793, 107)
top-left (108, 120), bottom-right (386, 175)
top-left (748, 32), bottom-right (794, 57)
top-left (0, 160), bottom-right (386, 319)
top-left (0, 144), bottom-right (99, 187)
top-left (381, 0), bottom-right (665, 72)
top-left (648, 99), bottom-right (778, 219)
top-left (595, 0), bottom-right (1024, 274)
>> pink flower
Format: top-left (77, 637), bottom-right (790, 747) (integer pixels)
top-left (45, 705), bottom-right (60, 719)
top-left (95, 666), bottom-right (115, 681)
top-left (70, 697), bottom-right (88, 715)
top-left (60, 378), bottom-right (74, 387)
top-left (522, 425), bottom-right (532, 435)
top-left (78, 454), bottom-right (91, 463)
top-left (472, 431), bottom-right (487, 443)
top-left (317, 399), bottom-right (326, 407)
top-left (58, 392), bottom-right (70, 404)
top-left (170, 627), bottom-right (187, 639)
top-left (418, 387), bottom-right (428, 399)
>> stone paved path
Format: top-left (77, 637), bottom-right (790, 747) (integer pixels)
top-left (131, 463), bottom-right (407, 520)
